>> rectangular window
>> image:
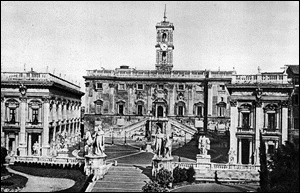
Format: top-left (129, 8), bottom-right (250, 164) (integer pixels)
top-left (178, 84), bottom-right (184, 90)
top-left (158, 85), bottom-right (164, 90)
top-left (119, 84), bottom-right (125, 90)
top-left (178, 106), bottom-right (184, 116)
top-left (220, 85), bottom-right (225, 90)
top-left (242, 113), bottom-right (250, 128)
top-left (32, 109), bottom-right (39, 125)
top-left (137, 84), bottom-right (144, 90)
top-left (197, 106), bottom-right (203, 117)
top-left (96, 83), bottom-right (103, 89)
top-left (95, 104), bottom-right (101, 114)
top-left (218, 106), bottom-right (225, 117)
top-left (268, 113), bottom-right (276, 130)
top-left (9, 109), bottom-right (16, 123)
top-left (268, 145), bottom-right (275, 155)
top-left (137, 105), bottom-right (143, 115)
top-left (119, 104), bottom-right (124, 115)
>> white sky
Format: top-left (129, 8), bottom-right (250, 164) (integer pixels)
top-left (1, 1), bottom-right (299, 91)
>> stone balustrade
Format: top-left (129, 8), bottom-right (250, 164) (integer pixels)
top-left (232, 73), bottom-right (289, 84)
top-left (172, 161), bottom-right (260, 172)
top-left (12, 155), bottom-right (85, 165)
top-left (1, 72), bottom-right (81, 91)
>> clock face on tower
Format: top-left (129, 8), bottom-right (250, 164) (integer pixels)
top-left (160, 43), bottom-right (168, 51)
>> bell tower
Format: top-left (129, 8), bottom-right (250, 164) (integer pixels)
top-left (155, 5), bottom-right (174, 72)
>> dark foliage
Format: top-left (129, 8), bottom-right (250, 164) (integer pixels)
top-left (142, 180), bottom-right (168, 192)
top-left (155, 168), bottom-right (173, 188)
top-left (186, 166), bottom-right (195, 183)
top-left (1, 147), bottom-right (8, 167)
top-left (268, 141), bottom-right (299, 192)
top-left (259, 131), bottom-right (269, 192)
top-left (173, 166), bottom-right (187, 183)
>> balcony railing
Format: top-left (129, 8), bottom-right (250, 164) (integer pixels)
top-left (232, 73), bottom-right (289, 84)
top-left (1, 72), bottom-right (81, 91)
top-left (262, 128), bottom-right (281, 135)
top-left (237, 126), bottom-right (254, 134)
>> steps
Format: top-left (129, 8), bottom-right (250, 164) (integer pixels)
top-left (91, 165), bottom-right (150, 192)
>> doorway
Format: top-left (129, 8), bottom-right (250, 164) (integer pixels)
top-left (241, 139), bottom-right (250, 164)
top-left (157, 106), bottom-right (164, 117)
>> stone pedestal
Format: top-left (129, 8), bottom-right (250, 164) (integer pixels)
top-left (145, 142), bottom-right (153, 152)
top-left (152, 156), bottom-right (173, 177)
top-left (84, 154), bottom-right (109, 181)
top-left (196, 154), bottom-right (211, 172)
top-left (57, 149), bottom-right (69, 158)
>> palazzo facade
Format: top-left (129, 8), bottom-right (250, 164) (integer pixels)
top-left (83, 12), bottom-right (234, 139)
top-left (227, 71), bottom-right (293, 164)
top-left (1, 69), bottom-right (84, 156)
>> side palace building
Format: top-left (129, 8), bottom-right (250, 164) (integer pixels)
top-left (1, 69), bottom-right (84, 156)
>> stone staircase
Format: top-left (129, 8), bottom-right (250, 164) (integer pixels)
top-left (168, 118), bottom-right (198, 135)
top-left (91, 165), bottom-right (150, 192)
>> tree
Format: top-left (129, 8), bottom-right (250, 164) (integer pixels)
top-left (259, 131), bottom-right (269, 192)
top-left (268, 141), bottom-right (299, 192)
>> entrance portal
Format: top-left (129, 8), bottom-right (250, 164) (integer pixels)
top-left (241, 139), bottom-right (250, 164)
top-left (157, 106), bottom-right (164, 117)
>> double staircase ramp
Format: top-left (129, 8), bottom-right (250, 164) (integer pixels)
top-left (91, 165), bottom-right (150, 192)
top-left (120, 117), bottom-right (198, 136)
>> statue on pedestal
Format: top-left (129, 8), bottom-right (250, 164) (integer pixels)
top-left (93, 125), bottom-right (105, 156)
top-left (198, 136), bottom-right (210, 155)
top-left (164, 122), bottom-right (173, 158)
top-left (85, 130), bottom-right (94, 156)
top-left (33, 141), bottom-right (41, 156)
top-left (154, 126), bottom-right (164, 158)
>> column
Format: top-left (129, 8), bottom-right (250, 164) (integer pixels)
top-left (52, 124), bottom-right (56, 141)
top-left (42, 97), bottom-right (50, 156)
top-left (128, 84), bottom-right (134, 114)
top-left (38, 135), bottom-right (41, 156)
top-left (229, 100), bottom-right (238, 163)
top-left (265, 141), bottom-right (268, 155)
top-left (19, 97), bottom-right (27, 156)
top-left (207, 84), bottom-right (213, 116)
top-left (57, 101), bottom-right (62, 121)
top-left (276, 110), bottom-right (280, 130)
top-left (146, 84), bottom-right (152, 114)
top-left (281, 103), bottom-right (288, 144)
top-left (15, 134), bottom-right (19, 152)
top-left (255, 101), bottom-right (263, 165)
top-left (250, 111), bottom-right (253, 128)
top-left (63, 102), bottom-right (67, 120)
top-left (249, 139), bottom-right (253, 164)
top-left (6, 134), bottom-right (9, 150)
top-left (28, 133), bottom-right (32, 156)
top-left (238, 138), bottom-right (242, 164)
top-left (169, 85), bottom-right (175, 116)
top-left (1, 97), bottom-right (5, 147)
top-left (109, 84), bottom-right (115, 114)
top-left (187, 85), bottom-right (193, 115)
top-left (52, 101), bottom-right (57, 122)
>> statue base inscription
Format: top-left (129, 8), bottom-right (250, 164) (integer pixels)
top-left (152, 156), bottom-right (173, 177)
top-left (84, 154), bottom-right (109, 181)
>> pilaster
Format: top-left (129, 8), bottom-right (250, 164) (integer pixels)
top-left (42, 97), bottom-right (50, 156)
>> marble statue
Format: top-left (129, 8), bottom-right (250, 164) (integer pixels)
top-left (33, 141), bottom-right (40, 156)
top-left (198, 135), bottom-right (210, 155)
top-left (228, 147), bottom-right (236, 164)
top-left (154, 126), bottom-right (164, 157)
top-left (85, 130), bottom-right (94, 156)
top-left (93, 125), bottom-right (105, 156)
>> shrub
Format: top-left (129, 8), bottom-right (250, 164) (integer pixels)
top-left (142, 180), bottom-right (168, 192)
top-left (186, 166), bottom-right (195, 183)
top-left (1, 147), bottom-right (8, 167)
top-left (173, 166), bottom-right (187, 183)
top-left (155, 168), bottom-right (173, 188)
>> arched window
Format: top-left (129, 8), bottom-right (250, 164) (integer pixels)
top-left (176, 101), bottom-right (185, 116)
top-left (117, 101), bottom-right (125, 115)
top-left (5, 99), bottom-right (19, 124)
top-left (28, 100), bottom-right (42, 125)
top-left (94, 100), bottom-right (103, 115)
top-left (162, 33), bottom-right (167, 42)
top-left (264, 104), bottom-right (279, 131)
top-left (217, 101), bottom-right (226, 117)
